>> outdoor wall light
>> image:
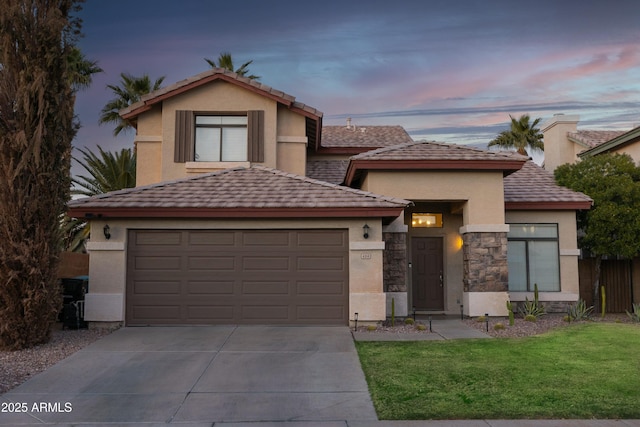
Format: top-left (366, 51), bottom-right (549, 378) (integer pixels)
top-left (363, 224), bottom-right (370, 239)
top-left (103, 224), bottom-right (111, 240)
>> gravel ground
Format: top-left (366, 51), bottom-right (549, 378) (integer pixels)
top-left (0, 325), bottom-right (114, 394)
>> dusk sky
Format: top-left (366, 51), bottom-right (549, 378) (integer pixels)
top-left (73, 0), bottom-right (640, 173)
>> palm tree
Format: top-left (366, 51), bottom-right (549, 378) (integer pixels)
top-left (204, 52), bottom-right (260, 80)
top-left (488, 114), bottom-right (544, 156)
top-left (73, 145), bottom-right (136, 196)
top-left (67, 46), bottom-right (102, 91)
top-left (99, 73), bottom-right (165, 136)
top-left (63, 146), bottom-right (137, 251)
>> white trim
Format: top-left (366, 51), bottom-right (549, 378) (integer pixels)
top-left (350, 241), bottom-right (385, 251)
top-left (86, 241), bottom-right (125, 251)
top-left (459, 224), bottom-right (510, 234)
top-left (277, 136), bottom-right (308, 144)
top-left (560, 249), bottom-right (581, 256)
top-left (134, 135), bottom-right (162, 143)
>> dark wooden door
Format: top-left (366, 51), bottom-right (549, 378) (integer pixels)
top-left (412, 237), bottom-right (444, 310)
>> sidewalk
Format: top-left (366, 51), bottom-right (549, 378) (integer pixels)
top-left (353, 317), bottom-right (491, 341)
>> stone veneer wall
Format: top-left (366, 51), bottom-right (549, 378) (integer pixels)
top-left (383, 232), bottom-right (407, 292)
top-left (462, 232), bottom-right (508, 292)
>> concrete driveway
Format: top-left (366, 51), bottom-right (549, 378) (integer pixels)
top-left (0, 326), bottom-right (377, 425)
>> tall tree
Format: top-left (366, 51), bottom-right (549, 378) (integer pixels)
top-left (488, 114), bottom-right (544, 156)
top-left (0, 0), bottom-right (81, 350)
top-left (555, 153), bottom-right (640, 307)
top-left (67, 46), bottom-right (102, 90)
top-left (99, 73), bottom-right (165, 136)
top-left (204, 52), bottom-right (260, 80)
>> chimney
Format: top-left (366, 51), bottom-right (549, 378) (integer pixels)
top-left (346, 117), bottom-right (352, 130)
top-left (541, 114), bottom-right (580, 172)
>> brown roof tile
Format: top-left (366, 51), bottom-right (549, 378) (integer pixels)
top-left (351, 140), bottom-right (529, 162)
top-left (120, 68), bottom-right (322, 120)
top-left (306, 160), bottom-right (349, 184)
top-left (67, 166), bottom-right (409, 218)
top-left (504, 161), bottom-right (592, 209)
top-left (567, 130), bottom-right (628, 148)
top-left (321, 125), bottom-right (413, 148)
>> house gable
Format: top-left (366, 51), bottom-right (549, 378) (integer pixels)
top-left (123, 69), bottom-right (322, 186)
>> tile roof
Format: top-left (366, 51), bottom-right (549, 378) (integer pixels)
top-left (567, 130), bottom-right (628, 148)
top-left (67, 166), bottom-right (409, 218)
top-left (306, 160), bottom-right (349, 184)
top-left (120, 68), bottom-right (322, 120)
top-left (504, 161), bottom-right (592, 209)
top-left (321, 125), bottom-right (413, 148)
top-left (351, 140), bottom-right (529, 162)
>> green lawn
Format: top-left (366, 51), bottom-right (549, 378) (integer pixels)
top-left (356, 323), bottom-right (640, 420)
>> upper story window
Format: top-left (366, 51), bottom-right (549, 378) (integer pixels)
top-left (507, 223), bottom-right (560, 292)
top-left (174, 110), bottom-right (264, 163)
top-left (195, 115), bottom-right (248, 161)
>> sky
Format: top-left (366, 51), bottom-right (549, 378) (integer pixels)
top-left (72, 0), bottom-right (640, 174)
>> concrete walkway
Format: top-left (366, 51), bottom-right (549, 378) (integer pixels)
top-left (354, 318), bottom-right (491, 341)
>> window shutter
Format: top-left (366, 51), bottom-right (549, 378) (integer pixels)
top-left (174, 110), bottom-right (194, 163)
top-left (247, 110), bottom-right (264, 162)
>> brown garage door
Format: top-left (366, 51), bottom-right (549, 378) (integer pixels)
top-left (126, 229), bottom-right (349, 325)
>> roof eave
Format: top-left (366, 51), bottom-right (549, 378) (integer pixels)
top-left (67, 206), bottom-right (407, 219)
top-left (344, 159), bottom-right (526, 186)
top-left (505, 201), bottom-right (592, 210)
top-left (578, 127), bottom-right (640, 158)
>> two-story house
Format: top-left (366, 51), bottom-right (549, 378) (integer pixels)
top-left (68, 69), bottom-right (591, 326)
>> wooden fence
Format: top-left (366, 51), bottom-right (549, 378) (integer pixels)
top-left (578, 258), bottom-right (633, 312)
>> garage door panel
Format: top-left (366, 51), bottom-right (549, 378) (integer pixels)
top-left (188, 256), bottom-right (236, 270)
top-left (242, 231), bottom-right (290, 247)
top-left (133, 280), bottom-right (181, 295)
top-left (188, 231), bottom-right (236, 246)
top-left (242, 281), bottom-right (289, 295)
top-left (133, 231), bottom-right (183, 246)
top-left (297, 230), bottom-right (347, 248)
top-left (134, 256), bottom-right (182, 271)
top-left (297, 281), bottom-right (345, 295)
top-left (298, 256), bottom-right (345, 271)
top-left (187, 305), bottom-right (234, 320)
top-left (127, 229), bottom-right (348, 325)
top-left (187, 281), bottom-right (234, 294)
top-left (242, 256), bottom-right (290, 271)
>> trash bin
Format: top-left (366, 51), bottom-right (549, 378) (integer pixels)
top-left (59, 276), bottom-right (88, 329)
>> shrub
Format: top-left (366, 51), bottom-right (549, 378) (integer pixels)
top-left (404, 318), bottom-right (414, 325)
top-left (506, 300), bottom-right (515, 326)
top-left (416, 324), bottom-right (427, 331)
top-left (476, 315), bottom-right (486, 323)
top-left (568, 299), bottom-right (594, 321)
top-left (524, 314), bottom-right (537, 322)
top-left (494, 322), bottom-right (505, 330)
top-left (367, 325), bottom-right (377, 331)
top-left (626, 303), bottom-right (640, 323)
top-left (519, 283), bottom-right (545, 320)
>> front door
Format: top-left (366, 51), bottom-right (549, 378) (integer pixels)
top-left (412, 237), bottom-right (444, 310)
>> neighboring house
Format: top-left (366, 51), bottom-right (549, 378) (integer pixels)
top-left (68, 69), bottom-right (591, 326)
top-left (542, 114), bottom-right (640, 309)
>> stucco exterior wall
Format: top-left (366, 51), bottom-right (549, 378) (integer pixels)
top-left (131, 80), bottom-right (310, 186)
top-left (505, 210), bottom-right (581, 303)
top-left (84, 217), bottom-right (387, 325)
top-left (541, 114), bottom-right (580, 173)
top-left (361, 170), bottom-right (506, 225)
top-left (610, 144), bottom-right (640, 162)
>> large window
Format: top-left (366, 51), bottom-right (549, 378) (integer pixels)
top-left (195, 115), bottom-right (248, 161)
top-left (174, 110), bottom-right (264, 163)
top-left (507, 224), bottom-right (560, 292)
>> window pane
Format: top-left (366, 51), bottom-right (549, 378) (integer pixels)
top-left (195, 127), bottom-right (220, 161)
top-left (508, 224), bottom-right (557, 239)
top-left (529, 241), bottom-right (560, 291)
top-left (507, 241), bottom-right (528, 291)
top-left (221, 127), bottom-right (247, 161)
top-left (196, 115), bottom-right (247, 125)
